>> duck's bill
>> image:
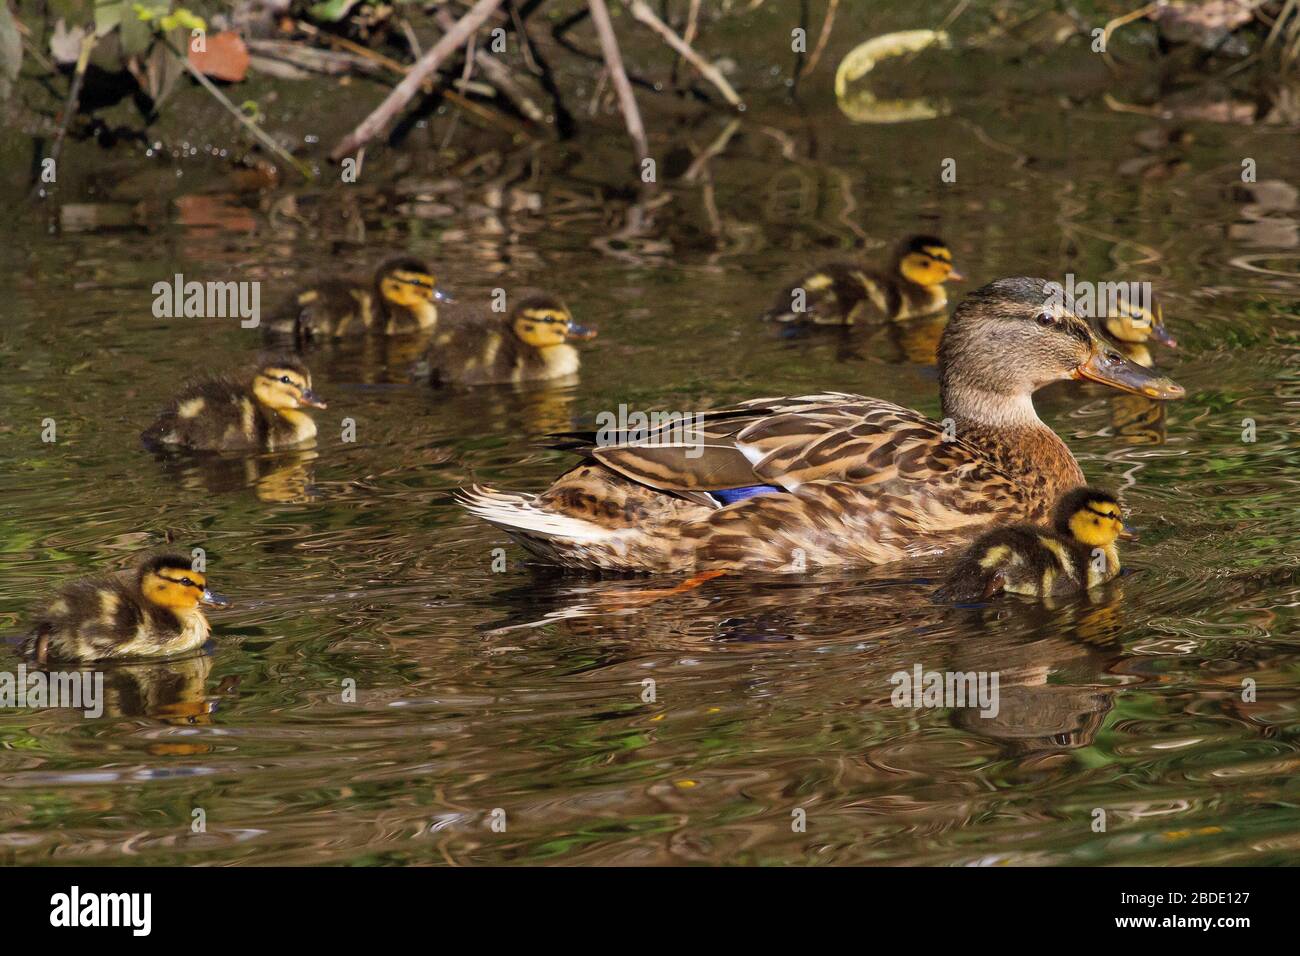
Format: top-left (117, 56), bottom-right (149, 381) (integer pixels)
top-left (1149, 323), bottom-right (1178, 348)
top-left (201, 589), bottom-right (231, 607)
top-left (433, 288), bottom-right (455, 303)
top-left (566, 323), bottom-right (598, 341)
top-left (1073, 350), bottom-right (1185, 399)
top-left (299, 389), bottom-right (328, 409)
top-left (1119, 524), bottom-right (1138, 542)
top-left (947, 269), bottom-right (966, 282)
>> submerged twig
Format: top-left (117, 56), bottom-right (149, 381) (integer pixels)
top-left (434, 7), bottom-right (546, 124)
top-left (169, 40), bottom-right (317, 181)
top-left (329, 0), bottom-right (505, 161)
top-left (799, 0), bottom-right (839, 77)
top-left (35, 31), bottom-right (96, 197)
top-left (623, 0), bottom-right (744, 108)
top-left (588, 0), bottom-right (649, 161)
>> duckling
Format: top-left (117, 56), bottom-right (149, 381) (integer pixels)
top-left (936, 487), bottom-right (1126, 602)
top-left (1101, 296), bottom-right (1177, 368)
top-left (24, 553), bottom-right (230, 663)
top-left (763, 234), bottom-right (963, 326)
top-left (415, 295), bottom-right (597, 386)
top-left (264, 257), bottom-right (451, 343)
top-left (141, 355), bottom-right (327, 452)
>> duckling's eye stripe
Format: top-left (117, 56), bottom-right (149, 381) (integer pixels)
top-left (158, 573), bottom-right (203, 586)
top-left (1084, 505), bottom-right (1118, 519)
top-left (392, 271), bottom-right (435, 288)
top-left (922, 247), bottom-right (951, 261)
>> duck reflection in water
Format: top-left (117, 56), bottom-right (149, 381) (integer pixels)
top-left (476, 565), bottom-right (1128, 756)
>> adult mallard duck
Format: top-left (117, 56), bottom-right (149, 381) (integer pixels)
top-left (24, 552), bottom-right (229, 663)
top-left (763, 234), bottom-right (963, 326)
top-left (935, 486), bottom-right (1127, 602)
top-left (414, 294), bottom-right (596, 386)
top-left (141, 355), bottom-right (327, 452)
top-left (264, 256), bottom-right (451, 343)
top-left (459, 277), bottom-right (1184, 574)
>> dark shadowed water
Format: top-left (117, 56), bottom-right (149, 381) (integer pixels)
top-left (1, 4), bottom-right (1298, 864)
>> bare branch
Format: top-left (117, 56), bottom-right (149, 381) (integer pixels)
top-left (623, 0), bottom-right (744, 109)
top-left (329, 0), bottom-right (505, 162)
top-left (588, 0), bottom-right (648, 160)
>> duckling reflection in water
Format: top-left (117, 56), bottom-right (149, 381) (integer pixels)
top-left (24, 553), bottom-right (229, 663)
top-left (936, 487), bottom-right (1127, 603)
top-left (101, 655), bottom-right (236, 728)
top-left (264, 256), bottom-right (452, 344)
top-left (141, 355), bottom-right (327, 452)
top-left (150, 446), bottom-right (320, 503)
top-left (763, 234), bottom-right (963, 326)
top-left (413, 294), bottom-right (597, 386)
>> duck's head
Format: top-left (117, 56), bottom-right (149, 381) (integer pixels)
top-left (939, 277), bottom-right (1185, 418)
top-left (251, 356), bottom-right (328, 412)
top-left (376, 257), bottom-right (452, 312)
top-left (1053, 487), bottom-right (1127, 548)
top-left (894, 234), bottom-right (964, 287)
top-left (511, 296), bottom-right (597, 349)
top-left (1103, 296), bottom-right (1177, 348)
top-left (139, 553), bottom-right (229, 612)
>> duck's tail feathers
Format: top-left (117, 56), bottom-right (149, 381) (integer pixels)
top-left (455, 485), bottom-right (617, 544)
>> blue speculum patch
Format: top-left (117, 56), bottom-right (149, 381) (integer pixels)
top-left (710, 484), bottom-right (782, 505)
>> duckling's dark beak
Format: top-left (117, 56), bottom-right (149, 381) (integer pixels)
top-left (1118, 525), bottom-right (1137, 542)
top-left (201, 589), bottom-right (231, 607)
top-left (1149, 322), bottom-right (1178, 348)
top-left (299, 389), bottom-right (328, 410)
top-left (433, 288), bottom-right (455, 304)
top-left (1073, 349), bottom-right (1185, 400)
top-left (566, 322), bottom-right (598, 341)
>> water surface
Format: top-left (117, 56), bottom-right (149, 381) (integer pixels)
top-left (1, 9), bottom-right (1299, 865)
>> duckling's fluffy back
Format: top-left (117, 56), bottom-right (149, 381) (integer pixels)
top-left (141, 375), bottom-right (263, 451)
top-left (935, 523), bottom-right (1091, 602)
top-left (27, 566), bottom-right (198, 662)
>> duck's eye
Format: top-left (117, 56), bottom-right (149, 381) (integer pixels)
top-left (180, 577), bottom-right (194, 587)
top-left (1035, 312), bottom-right (1055, 327)
top-left (280, 375), bottom-right (293, 385)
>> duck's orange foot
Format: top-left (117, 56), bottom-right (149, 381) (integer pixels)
top-left (603, 570), bottom-right (728, 610)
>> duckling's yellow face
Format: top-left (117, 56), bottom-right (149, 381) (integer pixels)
top-left (1104, 303), bottom-right (1156, 343)
top-left (513, 305), bottom-right (579, 349)
top-left (252, 366), bottom-right (327, 412)
top-left (1105, 300), bottom-right (1176, 349)
top-left (899, 245), bottom-right (959, 287)
top-left (142, 567), bottom-right (208, 612)
top-left (379, 269), bottom-right (438, 309)
top-left (1068, 499), bottom-right (1125, 548)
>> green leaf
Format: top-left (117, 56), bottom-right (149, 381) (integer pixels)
top-left (307, 0), bottom-right (363, 23)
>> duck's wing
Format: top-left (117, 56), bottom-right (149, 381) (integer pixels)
top-left (555, 393), bottom-right (1018, 501)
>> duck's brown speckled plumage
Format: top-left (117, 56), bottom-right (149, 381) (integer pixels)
top-left (460, 277), bottom-right (1184, 574)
